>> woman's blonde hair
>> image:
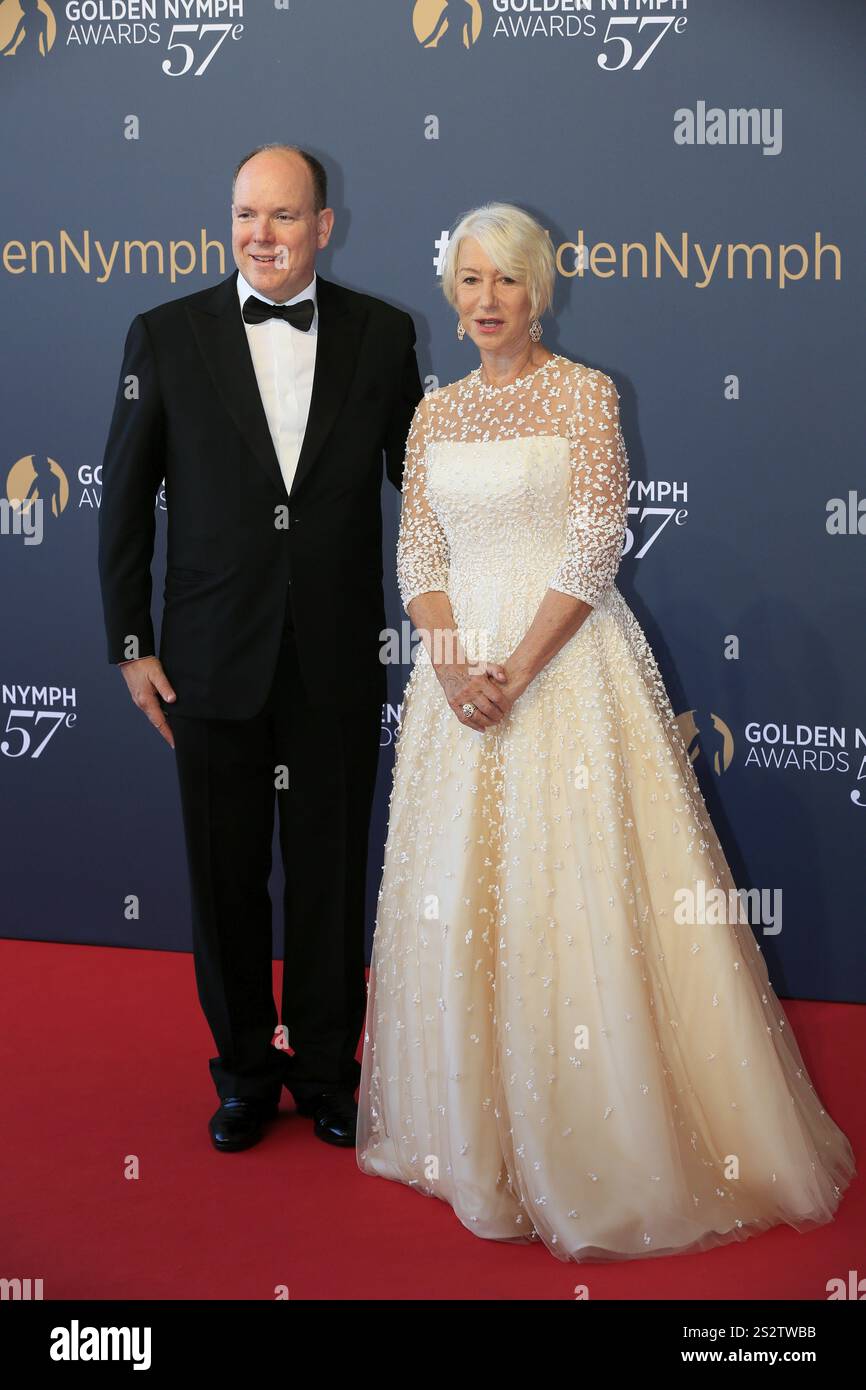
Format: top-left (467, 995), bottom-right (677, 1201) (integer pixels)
top-left (441, 203), bottom-right (556, 322)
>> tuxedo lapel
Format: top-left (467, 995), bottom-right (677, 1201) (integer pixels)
top-left (288, 274), bottom-right (365, 503)
top-left (186, 268), bottom-right (366, 503)
top-left (187, 269), bottom-right (286, 497)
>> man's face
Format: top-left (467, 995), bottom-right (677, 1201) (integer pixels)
top-left (231, 151), bottom-right (334, 302)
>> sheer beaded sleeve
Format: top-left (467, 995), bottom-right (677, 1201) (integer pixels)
top-left (396, 396), bottom-right (450, 612)
top-left (548, 368), bottom-right (629, 608)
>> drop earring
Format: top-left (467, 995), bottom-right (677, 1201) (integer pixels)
top-left (529, 317), bottom-right (543, 343)
top-left (457, 321), bottom-right (465, 341)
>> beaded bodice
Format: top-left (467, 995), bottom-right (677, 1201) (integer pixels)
top-left (396, 354), bottom-right (629, 660)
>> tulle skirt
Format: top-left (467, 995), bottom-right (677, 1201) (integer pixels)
top-left (357, 588), bottom-right (856, 1261)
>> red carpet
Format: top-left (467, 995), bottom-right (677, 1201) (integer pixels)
top-left (1, 939), bottom-right (861, 1300)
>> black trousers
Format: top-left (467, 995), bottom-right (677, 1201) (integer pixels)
top-left (165, 602), bottom-right (382, 1104)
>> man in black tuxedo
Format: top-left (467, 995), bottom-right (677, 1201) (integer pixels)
top-left (98, 144), bottom-right (422, 1152)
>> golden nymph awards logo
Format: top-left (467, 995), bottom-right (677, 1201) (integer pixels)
top-left (413, 0), bottom-right (483, 49)
top-left (0, 0), bottom-right (57, 56)
top-left (1, 1), bottom-right (247, 70)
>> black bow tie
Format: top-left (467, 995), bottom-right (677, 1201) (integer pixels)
top-left (242, 295), bottom-right (315, 332)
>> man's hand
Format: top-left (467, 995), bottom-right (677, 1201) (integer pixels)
top-left (118, 656), bottom-right (177, 748)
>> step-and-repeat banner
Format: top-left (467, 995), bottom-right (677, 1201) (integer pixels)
top-left (2, 0), bottom-right (863, 1001)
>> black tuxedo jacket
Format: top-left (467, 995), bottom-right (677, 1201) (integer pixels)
top-left (98, 269), bottom-right (423, 719)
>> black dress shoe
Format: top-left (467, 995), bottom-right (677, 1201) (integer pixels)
top-left (208, 1096), bottom-right (280, 1152)
top-left (291, 1091), bottom-right (357, 1147)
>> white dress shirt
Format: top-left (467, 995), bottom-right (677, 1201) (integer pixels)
top-left (236, 268), bottom-right (318, 498)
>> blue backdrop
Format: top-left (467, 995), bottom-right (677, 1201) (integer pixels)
top-left (2, 0), bottom-right (864, 1002)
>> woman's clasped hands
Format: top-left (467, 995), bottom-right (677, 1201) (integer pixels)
top-left (436, 659), bottom-right (530, 732)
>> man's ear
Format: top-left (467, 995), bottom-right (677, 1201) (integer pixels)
top-left (317, 208), bottom-right (335, 249)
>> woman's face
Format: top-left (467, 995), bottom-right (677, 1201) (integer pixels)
top-left (454, 236), bottom-right (533, 355)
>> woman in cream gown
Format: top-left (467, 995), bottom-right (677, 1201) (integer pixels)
top-left (356, 204), bottom-right (855, 1262)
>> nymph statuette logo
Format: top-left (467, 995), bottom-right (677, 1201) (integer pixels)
top-left (674, 710), bottom-right (735, 776)
top-left (413, 0), bottom-right (483, 49)
top-left (6, 455), bottom-right (69, 521)
top-left (0, 0), bottom-right (56, 56)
